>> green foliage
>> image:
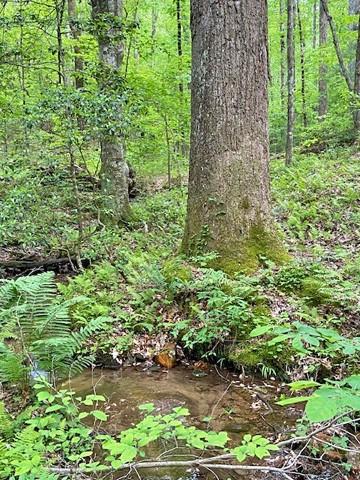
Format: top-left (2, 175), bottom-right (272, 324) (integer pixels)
top-left (232, 434), bottom-right (279, 462)
top-left (0, 272), bottom-right (111, 387)
top-left (250, 321), bottom-right (360, 358)
top-left (277, 375), bottom-right (360, 423)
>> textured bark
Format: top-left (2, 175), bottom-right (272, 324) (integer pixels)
top-left (91, 0), bottom-right (130, 222)
top-left (280, 0), bottom-right (286, 108)
top-left (182, 0), bottom-right (286, 273)
top-left (286, 0), bottom-right (296, 166)
top-left (349, 0), bottom-right (360, 15)
top-left (318, 0), bottom-right (328, 118)
top-left (55, 0), bottom-right (66, 85)
top-left (176, 0), bottom-right (187, 157)
top-left (354, 15), bottom-right (360, 130)
top-left (68, 0), bottom-right (84, 89)
top-left (321, 0), bottom-right (353, 91)
top-left (296, 0), bottom-right (307, 127)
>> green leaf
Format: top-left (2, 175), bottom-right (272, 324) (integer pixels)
top-left (289, 380), bottom-right (320, 392)
top-left (249, 325), bottom-right (272, 337)
top-left (120, 445), bottom-right (138, 464)
top-left (37, 391), bottom-right (55, 402)
top-left (276, 396), bottom-right (310, 406)
top-left (92, 410), bottom-right (108, 421)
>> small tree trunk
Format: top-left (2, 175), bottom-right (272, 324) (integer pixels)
top-left (318, 0), bottom-right (328, 118)
top-left (321, 0), bottom-right (353, 91)
top-left (91, 0), bottom-right (130, 222)
top-left (286, 0), bottom-right (296, 166)
top-left (68, 0), bottom-right (84, 90)
top-left (55, 0), bottom-right (66, 85)
top-left (296, 0), bottom-right (307, 127)
top-left (182, 0), bottom-right (286, 273)
top-left (354, 15), bottom-right (360, 131)
top-left (313, 0), bottom-right (318, 48)
top-left (176, 0), bottom-right (187, 158)
top-left (280, 0), bottom-right (286, 109)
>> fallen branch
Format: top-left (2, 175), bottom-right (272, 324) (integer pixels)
top-left (0, 256), bottom-right (91, 272)
top-left (48, 414), bottom-right (359, 479)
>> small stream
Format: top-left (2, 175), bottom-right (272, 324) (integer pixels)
top-left (65, 366), bottom-right (300, 480)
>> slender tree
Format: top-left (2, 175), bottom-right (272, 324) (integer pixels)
top-left (312, 0), bottom-right (318, 49)
top-left (182, 0), bottom-right (286, 273)
top-left (354, 14), bottom-right (360, 131)
top-left (320, 0), bottom-right (353, 91)
top-left (318, 0), bottom-right (328, 118)
top-left (55, 0), bottom-right (66, 85)
top-left (176, 0), bottom-right (187, 158)
top-left (280, 0), bottom-right (286, 108)
top-left (296, 0), bottom-right (307, 127)
top-left (68, 0), bottom-right (84, 90)
top-left (91, 0), bottom-right (130, 222)
top-left (286, 0), bottom-right (296, 166)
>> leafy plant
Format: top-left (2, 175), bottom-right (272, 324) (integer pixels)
top-left (250, 321), bottom-right (360, 357)
top-left (0, 272), bottom-right (111, 387)
top-left (277, 375), bottom-right (360, 423)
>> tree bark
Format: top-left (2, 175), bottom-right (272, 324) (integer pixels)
top-left (318, 0), bottom-right (328, 118)
top-left (68, 0), bottom-right (84, 89)
top-left (55, 0), bottom-right (66, 85)
top-left (91, 0), bottom-right (130, 222)
top-left (296, 0), bottom-right (307, 127)
top-left (280, 0), bottom-right (286, 109)
top-left (349, 0), bottom-right (360, 15)
top-left (286, 0), bottom-right (296, 166)
top-left (182, 0), bottom-right (286, 273)
top-left (354, 15), bottom-right (360, 130)
top-left (176, 0), bottom-right (187, 158)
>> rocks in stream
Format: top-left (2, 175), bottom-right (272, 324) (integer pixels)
top-left (154, 343), bottom-right (177, 369)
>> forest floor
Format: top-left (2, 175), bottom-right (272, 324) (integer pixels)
top-left (0, 145), bottom-right (359, 479)
top-left (0, 146), bottom-right (359, 377)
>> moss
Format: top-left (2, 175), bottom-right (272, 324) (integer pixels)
top-left (252, 304), bottom-right (271, 316)
top-left (299, 277), bottom-right (334, 306)
top-left (208, 224), bottom-right (290, 275)
top-left (228, 343), bottom-right (273, 369)
top-left (162, 258), bottom-right (192, 283)
top-left (228, 342), bottom-right (293, 372)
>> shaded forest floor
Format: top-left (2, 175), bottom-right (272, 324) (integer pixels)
top-left (0, 146), bottom-right (359, 379)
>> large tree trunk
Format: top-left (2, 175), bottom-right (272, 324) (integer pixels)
top-left (182, 0), bottom-right (286, 273)
top-left (91, 0), bottom-right (130, 222)
top-left (68, 0), bottom-right (84, 90)
top-left (285, 0), bottom-right (296, 166)
top-left (318, 0), bottom-right (328, 118)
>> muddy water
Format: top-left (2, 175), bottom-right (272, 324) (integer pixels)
top-left (67, 366), bottom-right (299, 479)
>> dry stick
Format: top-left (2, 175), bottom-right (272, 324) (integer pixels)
top-left (320, 0), bottom-right (353, 91)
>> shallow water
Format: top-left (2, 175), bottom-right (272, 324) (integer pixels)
top-left (66, 366), bottom-right (300, 479)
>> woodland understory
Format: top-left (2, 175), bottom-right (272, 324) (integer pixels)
top-left (0, 0), bottom-right (359, 480)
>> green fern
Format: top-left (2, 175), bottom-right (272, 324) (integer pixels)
top-left (0, 401), bottom-right (13, 439)
top-left (0, 272), bottom-right (112, 386)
